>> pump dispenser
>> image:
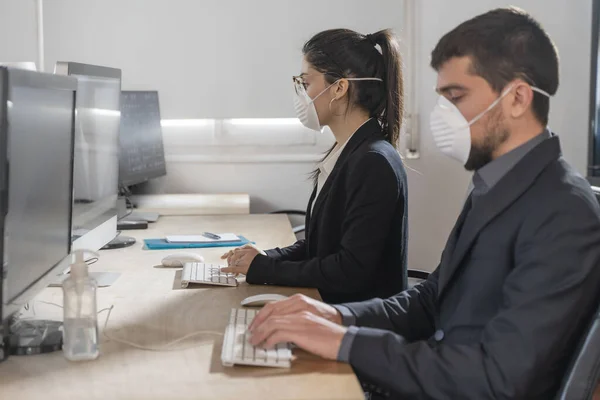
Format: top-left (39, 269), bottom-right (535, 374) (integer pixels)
top-left (62, 250), bottom-right (99, 361)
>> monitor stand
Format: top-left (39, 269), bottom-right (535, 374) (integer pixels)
top-left (8, 319), bottom-right (63, 355)
top-left (117, 190), bottom-right (160, 223)
top-left (102, 233), bottom-right (136, 250)
top-left (123, 210), bottom-right (160, 223)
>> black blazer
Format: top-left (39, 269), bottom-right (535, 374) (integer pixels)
top-left (246, 118), bottom-right (408, 304)
top-left (340, 136), bottom-right (600, 399)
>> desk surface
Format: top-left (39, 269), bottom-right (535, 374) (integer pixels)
top-left (0, 214), bottom-right (363, 400)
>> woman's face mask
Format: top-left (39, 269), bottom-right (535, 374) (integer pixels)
top-left (292, 75), bottom-right (382, 131)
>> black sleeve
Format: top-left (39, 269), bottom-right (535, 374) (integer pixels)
top-left (246, 151), bottom-right (402, 294)
top-left (264, 240), bottom-right (307, 262)
top-left (342, 267), bottom-right (439, 341)
top-left (343, 193), bottom-right (600, 399)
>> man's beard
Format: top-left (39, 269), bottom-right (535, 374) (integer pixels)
top-left (464, 107), bottom-right (510, 171)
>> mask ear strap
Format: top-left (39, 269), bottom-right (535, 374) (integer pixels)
top-left (468, 85), bottom-right (515, 126)
top-left (309, 81), bottom-right (338, 104)
top-left (308, 77), bottom-right (383, 104)
top-left (467, 85), bottom-right (551, 127)
top-left (532, 87), bottom-right (551, 97)
top-left (346, 78), bottom-right (384, 82)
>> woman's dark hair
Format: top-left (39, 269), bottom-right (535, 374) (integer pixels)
top-left (303, 28), bottom-right (404, 148)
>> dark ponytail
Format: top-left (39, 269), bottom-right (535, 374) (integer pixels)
top-left (367, 30), bottom-right (404, 148)
top-left (302, 28), bottom-right (404, 148)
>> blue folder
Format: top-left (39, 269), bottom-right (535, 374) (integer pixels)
top-left (143, 236), bottom-right (252, 250)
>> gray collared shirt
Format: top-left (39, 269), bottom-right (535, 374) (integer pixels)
top-left (334, 129), bottom-right (553, 363)
top-left (470, 129), bottom-right (552, 202)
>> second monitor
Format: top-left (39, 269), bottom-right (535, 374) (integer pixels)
top-left (117, 90), bottom-right (167, 224)
top-left (119, 90), bottom-right (167, 189)
top-left (54, 62), bottom-right (121, 252)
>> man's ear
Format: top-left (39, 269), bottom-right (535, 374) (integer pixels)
top-left (508, 80), bottom-right (535, 119)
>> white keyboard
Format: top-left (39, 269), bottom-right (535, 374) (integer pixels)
top-left (221, 308), bottom-right (293, 368)
top-left (181, 263), bottom-right (237, 288)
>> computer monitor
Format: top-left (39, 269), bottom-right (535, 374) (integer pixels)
top-left (0, 68), bottom-right (76, 358)
top-left (0, 69), bottom-right (9, 360)
top-left (0, 62), bottom-right (37, 71)
top-left (118, 91), bottom-right (167, 188)
top-left (54, 62), bottom-right (121, 252)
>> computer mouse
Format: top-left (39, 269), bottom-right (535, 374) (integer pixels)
top-left (161, 252), bottom-right (204, 268)
top-left (241, 294), bottom-right (288, 307)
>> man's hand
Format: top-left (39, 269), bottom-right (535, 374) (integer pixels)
top-left (249, 311), bottom-right (347, 361)
top-left (249, 294), bottom-right (343, 331)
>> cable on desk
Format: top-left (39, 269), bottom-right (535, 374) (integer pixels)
top-left (102, 305), bottom-right (223, 351)
top-left (12, 302), bottom-right (222, 352)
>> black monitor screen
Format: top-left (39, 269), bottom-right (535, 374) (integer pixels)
top-left (4, 70), bottom-right (75, 304)
top-left (118, 91), bottom-right (166, 187)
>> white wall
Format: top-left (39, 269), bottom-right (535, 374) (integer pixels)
top-left (0, 0), bottom-right (37, 63)
top-left (42, 0), bottom-right (404, 118)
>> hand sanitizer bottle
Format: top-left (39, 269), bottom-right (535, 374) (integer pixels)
top-left (62, 250), bottom-right (99, 361)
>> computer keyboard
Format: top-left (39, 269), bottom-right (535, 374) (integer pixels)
top-left (221, 308), bottom-right (293, 368)
top-left (181, 263), bottom-right (237, 288)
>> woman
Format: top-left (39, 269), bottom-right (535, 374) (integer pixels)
top-left (222, 28), bottom-right (408, 304)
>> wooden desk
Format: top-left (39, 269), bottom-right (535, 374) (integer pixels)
top-left (0, 214), bottom-right (363, 400)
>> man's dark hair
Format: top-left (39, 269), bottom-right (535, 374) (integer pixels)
top-left (431, 7), bottom-right (559, 125)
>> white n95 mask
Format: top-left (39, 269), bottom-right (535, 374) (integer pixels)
top-left (293, 77), bottom-right (383, 131)
top-left (429, 85), bottom-right (551, 165)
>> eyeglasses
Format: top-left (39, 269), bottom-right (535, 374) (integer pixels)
top-left (292, 72), bottom-right (343, 95)
top-left (292, 75), bottom-right (308, 94)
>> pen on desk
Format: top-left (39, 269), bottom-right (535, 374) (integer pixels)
top-left (202, 232), bottom-right (221, 240)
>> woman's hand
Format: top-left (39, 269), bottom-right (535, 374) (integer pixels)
top-left (220, 244), bottom-right (266, 275)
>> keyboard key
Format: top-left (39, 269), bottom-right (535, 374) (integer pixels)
top-left (181, 263), bottom-right (238, 287)
top-left (265, 348), bottom-right (278, 362)
top-left (221, 309), bottom-right (292, 368)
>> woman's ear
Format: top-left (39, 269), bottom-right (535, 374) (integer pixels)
top-left (331, 78), bottom-right (350, 100)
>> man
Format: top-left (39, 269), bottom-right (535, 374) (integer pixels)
top-left (246, 7), bottom-right (600, 400)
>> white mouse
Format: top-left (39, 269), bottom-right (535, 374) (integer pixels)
top-left (241, 294), bottom-right (288, 307)
top-left (161, 252), bottom-right (204, 268)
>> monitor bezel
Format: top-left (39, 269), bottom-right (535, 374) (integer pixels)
top-left (1, 67), bottom-right (77, 320)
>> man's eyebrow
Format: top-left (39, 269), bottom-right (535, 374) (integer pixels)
top-left (435, 84), bottom-right (468, 94)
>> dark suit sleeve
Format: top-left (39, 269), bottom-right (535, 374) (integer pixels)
top-left (246, 151), bottom-right (401, 294)
top-left (343, 193), bottom-right (600, 399)
top-left (264, 240), bottom-right (307, 262)
top-left (341, 267), bottom-right (439, 341)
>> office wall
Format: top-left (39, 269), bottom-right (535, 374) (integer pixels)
top-left (42, 0), bottom-right (404, 119)
top-left (0, 0), bottom-right (37, 63)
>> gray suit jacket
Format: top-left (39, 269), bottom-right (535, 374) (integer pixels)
top-left (341, 137), bottom-right (600, 399)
